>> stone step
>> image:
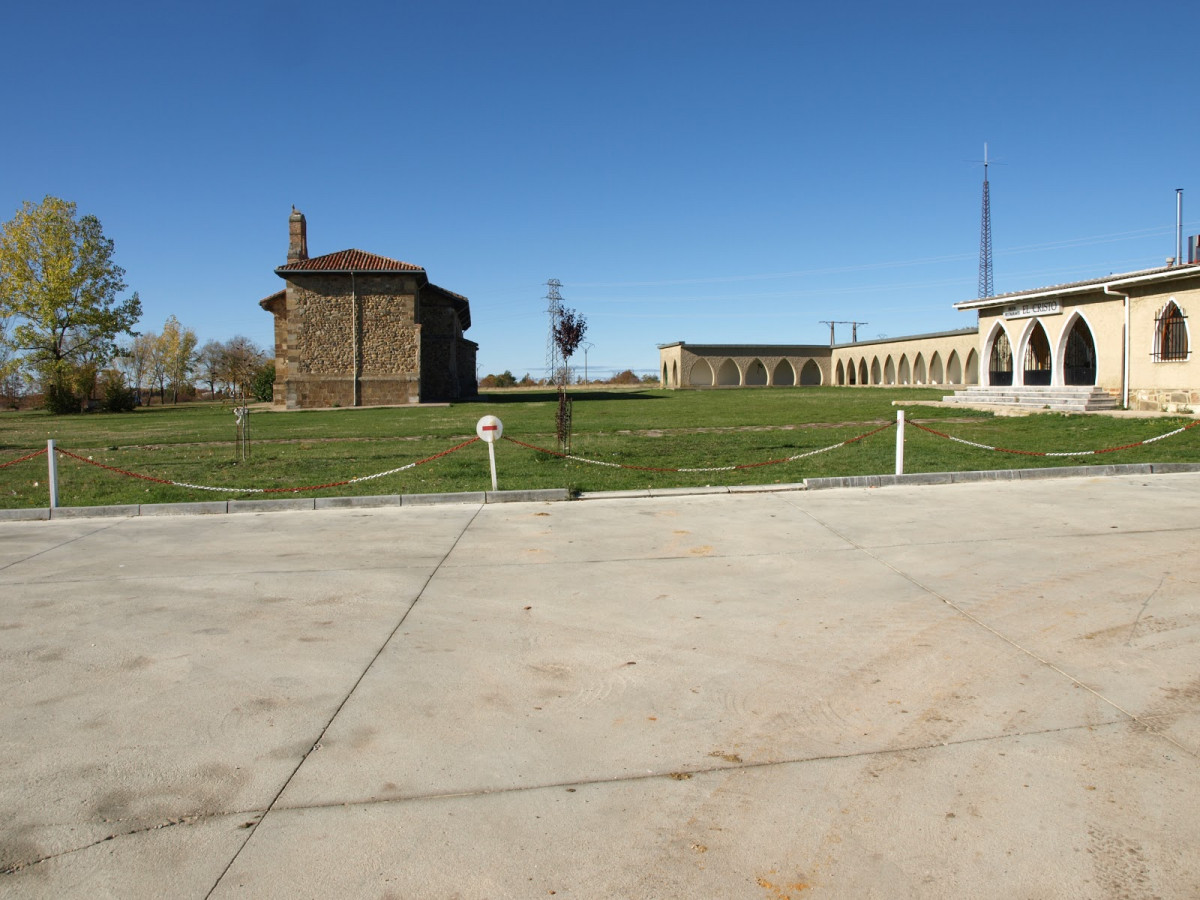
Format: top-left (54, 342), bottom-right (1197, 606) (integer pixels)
top-left (941, 386), bottom-right (1118, 411)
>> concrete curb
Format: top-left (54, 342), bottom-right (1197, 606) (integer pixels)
top-left (3, 464), bottom-right (1200, 520)
top-left (801, 462), bottom-right (1200, 491)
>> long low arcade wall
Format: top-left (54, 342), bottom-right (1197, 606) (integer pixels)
top-left (659, 329), bottom-right (980, 389)
top-left (830, 328), bottom-right (980, 386)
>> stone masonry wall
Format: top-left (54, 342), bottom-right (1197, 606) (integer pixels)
top-left (282, 272), bottom-right (423, 408)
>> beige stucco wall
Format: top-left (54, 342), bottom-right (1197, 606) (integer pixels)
top-left (830, 330), bottom-right (979, 386)
top-left (658, 344), bottom-right (829, 388)
top-left (973, 272), bottom-right (1200, 409)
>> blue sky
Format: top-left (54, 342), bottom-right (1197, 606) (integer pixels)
top-left (2, 1), bottom-right (1196, 380)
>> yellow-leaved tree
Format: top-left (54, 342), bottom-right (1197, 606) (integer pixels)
top-left (0, 196), bottom-right (142, 412)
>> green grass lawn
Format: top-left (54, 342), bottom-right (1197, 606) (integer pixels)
top-left (1, 387), bottom-right (1197, 508)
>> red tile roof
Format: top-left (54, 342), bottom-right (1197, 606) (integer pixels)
top-left (259, 289), bottom-right (286, 310)
top-left (276, 249), bottom-right (424, 273)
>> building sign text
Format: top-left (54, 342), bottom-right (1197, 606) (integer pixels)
top-left (1003, 299), bottom-right (1062, 319)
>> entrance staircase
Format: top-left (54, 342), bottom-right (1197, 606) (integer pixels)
top-left (941, 386), bottom-right (1119, 412)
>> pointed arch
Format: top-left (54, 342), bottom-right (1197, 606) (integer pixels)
top-left (799, 359), bottom-right (822, 385)
top-left (717, 358), bottom-right (740, 386)
top-left (884, 356), bottom-right (896, 384)
top-left (869, 357), bottom-right (881, 385)
top-left (1019, 319), bottom-right (1052, 386)
top-left (898, 354), bottom-right (911, 385)
top-left (835, 359), bottom-right (846, 385)
top-left (985, 323), bottom-right (1012, 386)
top-left (772, 359), bottom-right (796, 386)
top-left (1154, 299), bottom-right (1190, 362)
top-left (946, 350), bottom-right (962, 385)
top-left (689, 358), bottom-right (714, 386)
top-left (965, 348), bottom-right (980, 384)
top-left (745, 358), bottom-right (768, 386)
top-left (672, 361), bottom-right (678, 387)
top-left (929, 352), bottom-right (944, 384)
top-left (913, 353), bottom-right (927, 385)
top-left (1059, 312), bottom-right (1097, 385)
top-left (661, 363), bottom-right (668, 387)
top-left (858, 359), bottom-right (869, 385)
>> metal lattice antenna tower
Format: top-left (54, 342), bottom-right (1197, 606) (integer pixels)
top-left (545, 278), bottom-right (563, 382)
top-left (978, 143), bottom-right (994, 298)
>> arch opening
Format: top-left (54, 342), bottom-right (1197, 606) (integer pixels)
top-left (929, 352), bottom-right (944, 385)
top-left (689, 358), bottom-right (714, 386)
top-left (717, 359), bottom-right (740, 386)
top-left (966, 348), bottom-right (980, 384)
top-left (946, 350), bottom-right (962, 385)
top-left (799, 359), bottom-right (822, 385)
top-left (772, 359), bottom-right (796, 386)
top-left (745, 358), bottom-right (768, 386)
top-left (1063, 316), bottom-right (1097, 385)
top-left (988, 330), bottom-right (1013, 386)
top-left (1022, 321), bottom-right (1052, 386)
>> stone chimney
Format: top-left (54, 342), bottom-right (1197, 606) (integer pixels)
top-left (288, 206), bottom-right (308, 262)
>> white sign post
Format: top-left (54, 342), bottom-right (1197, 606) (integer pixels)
top-left (475, 415), bottom-right (503, 491)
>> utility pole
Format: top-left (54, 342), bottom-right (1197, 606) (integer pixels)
top-left (820, 320), bottom-right (869, 346)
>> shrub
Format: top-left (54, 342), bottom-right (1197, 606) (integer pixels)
top-left (98, 372), bottom-right (137, 413)
top-left (251, 363), bottom-right (275, 402)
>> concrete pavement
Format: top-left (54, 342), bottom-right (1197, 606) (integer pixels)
top-left (1, 473), bottom-right (1199, 898)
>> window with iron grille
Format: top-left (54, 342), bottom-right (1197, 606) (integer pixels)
top-left (1153, 302), bottom-right (1189, 362)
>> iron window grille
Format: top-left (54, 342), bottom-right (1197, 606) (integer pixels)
top-left (1153, 304), bottom-right (1189, 362)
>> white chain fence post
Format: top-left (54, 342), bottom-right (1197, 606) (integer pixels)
top-left (47, 439), bottom-right (59, 509)
top-left (895, 410), bottom-right (905, 476)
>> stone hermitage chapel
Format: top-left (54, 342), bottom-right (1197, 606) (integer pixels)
top-left (259, 208), bottom-right (478, 408)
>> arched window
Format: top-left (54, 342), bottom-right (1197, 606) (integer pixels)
top-left (1154, 301), bottom-right (1189, 361)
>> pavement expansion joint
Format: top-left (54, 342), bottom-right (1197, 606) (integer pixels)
top-left (0, 518), bottom-right (126, 574)
top-left (271, 717), bottom-right (1132, 814)
top-left (202, 505), bottom-right (484, 899)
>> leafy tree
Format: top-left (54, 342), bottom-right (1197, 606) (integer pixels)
top-left (196, 339), bottom-right (225, 398)
top-left (0, 197), bottom-right (142, 402)
top-left (159, 315), bottom-right (197, 404)
top-left (552, 307), bottom-right (588, 364)
top-left (220, 335), bottom-right (267, 401)
top-left (147, 329), bottom-right (167, 404)
top-left (118, 332), bottom-right (156, 405)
